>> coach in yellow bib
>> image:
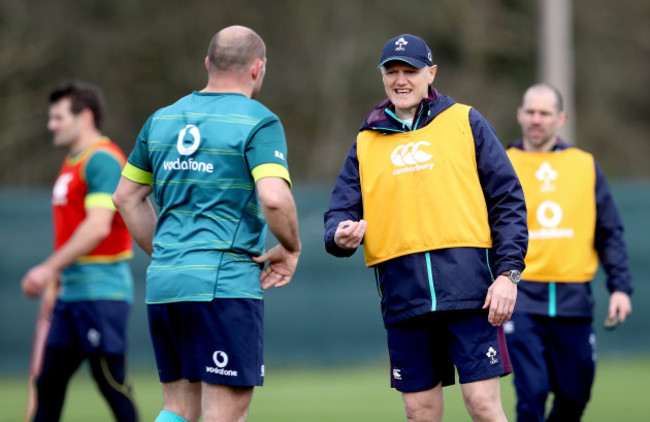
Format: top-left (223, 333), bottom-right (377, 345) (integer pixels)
top-left (505, 84), bottom-right (633, 421)
top-left (325, 34), bottom-right (528, 422)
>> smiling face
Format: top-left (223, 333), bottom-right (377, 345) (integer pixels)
top-left (381, 61), bottom-right (437, 121)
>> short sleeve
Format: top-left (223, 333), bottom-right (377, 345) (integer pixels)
top-left (84, 151), bottom-right (122, 210)
top-left (246, 118), bottom-right (291, 185)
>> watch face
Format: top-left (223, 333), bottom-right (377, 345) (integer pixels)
top-left (511, 270), bottom-right (521, 283)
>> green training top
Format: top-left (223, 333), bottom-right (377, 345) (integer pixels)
top-left (124, 92), bottom-right (291, 303)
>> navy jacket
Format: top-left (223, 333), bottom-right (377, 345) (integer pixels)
top-left (324, 89), bottom-right (528, 327)
top-left (509, 140), bottom-right (633, 319)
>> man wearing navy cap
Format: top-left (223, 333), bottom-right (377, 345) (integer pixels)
top-left (324, 34), bottom-right (528, 421)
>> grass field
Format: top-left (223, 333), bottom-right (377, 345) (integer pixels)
top-left (2, 357), bottom-right (649, 421)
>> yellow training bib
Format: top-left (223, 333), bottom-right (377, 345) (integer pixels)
top-left (507, 147), bottom-right (598, 282)
top-left (357, 103), bottom-right (492, 266)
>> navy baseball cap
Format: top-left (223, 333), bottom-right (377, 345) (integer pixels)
top-left (378, 34), bottom-right (433, 69)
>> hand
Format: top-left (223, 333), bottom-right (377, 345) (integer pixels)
top-left (482, 275), bottom-right (517, 326)
top-left (609, 291), bottom-right (632, 323)
top-left (253, 245), bottom-right (300, 290)
top-left (21, 263), bottom-right (59, 298)
top-left (334, 220), bottom-right (367, 250)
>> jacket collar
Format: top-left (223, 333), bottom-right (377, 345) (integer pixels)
top-left (360, 87), bottom-right (456, 133)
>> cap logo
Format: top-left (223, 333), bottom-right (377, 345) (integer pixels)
top-left (394, 37), bottom-right (408, 51)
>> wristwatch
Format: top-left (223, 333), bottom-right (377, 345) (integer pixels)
top-left (503, 270), bottom-right (521, 285)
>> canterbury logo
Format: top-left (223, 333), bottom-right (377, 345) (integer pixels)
top-left (391, 141), bottom-right (433, 166)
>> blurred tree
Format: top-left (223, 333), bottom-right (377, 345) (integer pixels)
top-left (0, 0), bottom-right (647, 185)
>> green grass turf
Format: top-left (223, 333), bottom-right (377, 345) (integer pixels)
top-left (2, 357), bottom-right (649, 421)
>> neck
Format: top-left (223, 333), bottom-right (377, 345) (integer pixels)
top-left (70, 130), bottom-right (102, 154)
top-left (201, 75), bottom-right (253, 98)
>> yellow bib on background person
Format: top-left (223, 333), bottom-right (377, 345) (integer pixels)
top-left (357, 103), bottom-right (492, 266)
top-left (507, 147), bottom-right (598, 282)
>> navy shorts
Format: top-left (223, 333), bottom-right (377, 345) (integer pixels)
top-left (386, 310), bottom-right (511, 392)
top-left (148, 298), bottom-right (264, 387)
top-left (47, 299), bottom-right (131, 355)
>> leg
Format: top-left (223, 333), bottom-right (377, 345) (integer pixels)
top-left (32, 345), bottom-right (84, 422)
top-left (201, 383), bottom-right (254, 422)
top-left (88, 353), bottom-right (138, 422)
top-left (546, 320), bottom-right (595, 421)
top-left (461, 377), bottom-right (507, 422)
top-left (401, 383), bottom-right (444, 422)
top-left (505, 314), bottom-right (549, 421)
top-left (161, 379), bottom-right (202, 422)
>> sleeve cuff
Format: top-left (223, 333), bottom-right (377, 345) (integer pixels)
top-left (85, 193), bottom-right (117, 211)
top-left (251, 163), bottom-right (291, 188)
top-left (122, 162), bottom-right (153, 186)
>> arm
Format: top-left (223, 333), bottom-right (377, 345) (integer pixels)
top-left (593, 163), bottom-right (633, 322)
top-left (22, 148), bottom-right (126, 298)
top-left (21, 206), bottom-right (115, 298)
top-left (323, 141), bottom-right (366, 256)
top-left (471, 109), bottom-right (528, 326)
top-left (251, 176), bottom-right (301, 290)
top-left (472, 109), bottom-right (528, 275)
top-left (112, 176), bottom-right (156, 256)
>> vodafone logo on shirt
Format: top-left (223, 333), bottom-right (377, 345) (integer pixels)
top-left (162, 124), bottom-right (214, 173)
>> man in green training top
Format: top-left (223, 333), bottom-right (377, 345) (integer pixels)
top-left (113, 25), bottom-right (301, 422)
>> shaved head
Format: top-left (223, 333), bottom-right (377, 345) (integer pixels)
top-left (207, 25), bottom-right (266, 73)
top-left (522, 83), bottom-right (564, 113)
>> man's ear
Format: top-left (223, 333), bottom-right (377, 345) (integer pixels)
top-left (252, 59), bottom-right (264, 79)
top-left (78, 108), bottom-right (96, 129)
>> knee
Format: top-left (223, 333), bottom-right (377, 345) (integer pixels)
top-left (463, 389), bottom-right (505, 422)
top-left (404, 402), bottom-right (442, 422)
top-left (402, 389), bottom-right (444, 422)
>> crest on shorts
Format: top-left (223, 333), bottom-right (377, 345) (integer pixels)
top-left (486, 346), bottom-right (499, 365)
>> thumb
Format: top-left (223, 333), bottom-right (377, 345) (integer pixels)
top-left (252, 252), bottom-right (269, 264)
top-left (482, 288), bottom-right (492, 310)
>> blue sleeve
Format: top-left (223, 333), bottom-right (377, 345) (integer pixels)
top-left (470, 109), bottom-right (528, 275)
top-left (323, 140), bottom-right (363, 257)
top-left (85, 151), bottom-right (122, 195)
top-left (594, 162), bottom-right (633, 295)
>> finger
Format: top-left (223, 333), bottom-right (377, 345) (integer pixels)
top-left (261, 273), bottom-right (281, 290)
top-left (273, 275), bottom-right (292, 288)
top-left (252, 252), bottom-right (270, 263)
top-left (338, 221), bottom-right (353, 231)
top-left (608, 303), bottom-right (618, 320)
top-left (491, 299), bottom-right (506, 326)
top-left (262, 272), bottom-right (290, 290)
top-left (259, 266), bottom-right (273, 283)
top-left (616, 305), bottom-right (631, 324)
